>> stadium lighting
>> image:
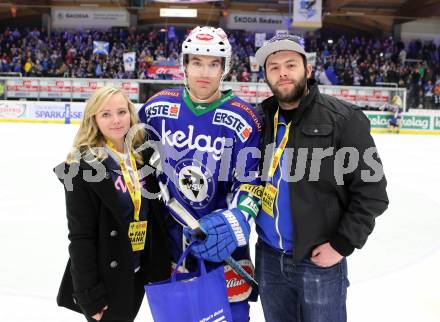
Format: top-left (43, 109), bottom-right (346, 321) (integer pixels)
top-left (160, 8), bottom-right (197, 17)
top-left (346, 11), bottom-right (365, 16)
top-left (327, 39), bottom-right (333, 44)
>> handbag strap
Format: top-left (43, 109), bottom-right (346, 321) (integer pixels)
top-left (172, 242), bottom-right (207, 282)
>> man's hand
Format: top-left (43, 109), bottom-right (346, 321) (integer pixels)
top-left (92, 305), bottom-right (108, 321)
top-left (310, 242), bottom-right (343, 267)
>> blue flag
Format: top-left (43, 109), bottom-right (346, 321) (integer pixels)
top-left (93, 41), bottom-right (109, 55)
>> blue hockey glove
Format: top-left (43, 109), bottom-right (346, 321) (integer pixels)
top-left (189, 208), bottom-right (250, 262)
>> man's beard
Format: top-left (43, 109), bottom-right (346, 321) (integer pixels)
top-left (268, 74), bottom-right (307, 105)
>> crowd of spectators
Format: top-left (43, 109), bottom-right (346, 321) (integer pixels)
top-left (307, 34), bottom-right (440, 109)
top-left (0, 27), bottom-right (180, 80)
top-left (0, 27), bottom-right (439, 108)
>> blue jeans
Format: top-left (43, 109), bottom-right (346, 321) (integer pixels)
top-left (255, 240), bottom-right (349, 322)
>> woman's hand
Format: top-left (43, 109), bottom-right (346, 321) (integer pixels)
top-left (92, 305), bottom-right (108, 321)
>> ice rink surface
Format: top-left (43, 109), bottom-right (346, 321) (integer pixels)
top-left (0, 122), bottom-right (439, 322)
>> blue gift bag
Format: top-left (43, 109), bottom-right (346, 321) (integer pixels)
top-left (145, 243), bottom-right (233, 322)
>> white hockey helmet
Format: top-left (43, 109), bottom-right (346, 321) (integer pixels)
top-left (180, 26), bottom-right (232, 78)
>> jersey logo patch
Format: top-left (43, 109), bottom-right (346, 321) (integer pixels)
top-left (161, 120), bottom-right (227, 161)
top-left (212, 109), bottom-right (252, 142)
top-left (181, 169), bottom-right (205, 199)
top-left (231, 101), bottom-right (262, 133)
top-left (174, 159), bottom-right (214, 209)
top-left (146, 101), bottom-right (180, 119)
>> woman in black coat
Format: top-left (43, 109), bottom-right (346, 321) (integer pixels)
top-left (55, 86), bottom-right (170, 322)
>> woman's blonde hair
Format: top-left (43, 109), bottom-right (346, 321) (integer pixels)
top-left (66, 86), bottom-right (145, 164)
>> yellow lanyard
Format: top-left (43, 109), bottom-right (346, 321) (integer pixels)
top-left (106, 141), bottom-right (142, 222)
top-left (268, 109), bottom-right (292, 179)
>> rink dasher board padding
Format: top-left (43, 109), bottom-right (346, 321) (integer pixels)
top-left (1, 100), bottom-right (440, 135)
top-left (0, 100), bottom-right (143, 125)
top-left (364, 111), bottom-right (440, 135)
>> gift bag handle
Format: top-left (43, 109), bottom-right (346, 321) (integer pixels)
top-left (171, 242), bottom-right (207, 282)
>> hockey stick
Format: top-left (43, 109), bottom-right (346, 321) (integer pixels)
top-left (167, 198), bottom-right (259, 291)
top-left (148, 149), bottom-right (258, 290)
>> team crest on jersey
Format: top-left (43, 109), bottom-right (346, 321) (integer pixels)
top-left (146, 101), bottom-right (180, 119)
top-left (212, 109), bottom-right (252, 142)
top-left (174, 159), bottom-right (214, 208)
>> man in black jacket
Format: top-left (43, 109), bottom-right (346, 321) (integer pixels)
top-left (253, 34), bottom-right (389, 322)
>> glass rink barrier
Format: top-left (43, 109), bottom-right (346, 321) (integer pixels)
top-left (3, 76), bottom-right (439, 136)
top-left (0, 76), bottom-right (407, 109)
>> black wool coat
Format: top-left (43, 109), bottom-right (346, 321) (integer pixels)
top-left (55, 153), bottom-right (171, 319)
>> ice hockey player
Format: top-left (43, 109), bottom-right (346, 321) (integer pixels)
top-left (382, 95), bottom-right (403, 133)
top-left (138, 26), bottom-right (262, 321)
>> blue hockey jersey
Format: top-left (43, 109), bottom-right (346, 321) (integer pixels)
top-left (139, 87), bottom-right (262, 252)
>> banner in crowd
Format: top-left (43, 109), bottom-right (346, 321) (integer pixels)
top-left (168, 26), bottom-right (176, 39)
top-left (315, 66), bottom-right (338, 85)
top-left (222, 83), bottom-right (273, 104)
top-left (105, 81), bottom-right (139, 101)
top-left (71, 80), bottom-right (139, 101)
top-left (249, 56), bottom-right (260, 72)
top-left (51, 8), bottom-right (130, 29)
top-left (5, 79), bottom-right (39, 98)
top-left (293, 0), bottom-right (323, 29)
top-left (222, 82), bottom-right (405, 109)
top-left (254, 33), bottom-right (266, 48)
top-left (153, 0), bottom-right (221, 2)
top-left (71, 80), bottom-right (105, 100)
top-left (306, 52), bottom-right (317, 66)
top-left (320, 86), bottom-right (390, 109)
top-left (93, 41), bottom-right (110, 55)
top-left (39, 80), bottom-right (72, 99)
top-left (123, 52), bottom-right (136, 72)
top-left (3, 78), bottom-right (404, 109)
top-left (147, 66), bottom-right (184, 80)
top-left (227, 12), bottom-right (286, 31)
top-left (4, 79), bottom-right (139, 101)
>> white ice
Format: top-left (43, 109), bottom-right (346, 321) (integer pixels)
top-left (0, 123), bottom-right (439, 322)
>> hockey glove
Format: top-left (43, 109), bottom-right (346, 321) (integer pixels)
top-left (187, 208), bottom-right (250, 262)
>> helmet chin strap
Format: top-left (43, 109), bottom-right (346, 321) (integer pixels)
top-left (183, 69), bottom-right (225, 104)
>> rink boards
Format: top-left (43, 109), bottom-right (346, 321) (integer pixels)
top-left (1, 100), bottom-right (440, 135)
